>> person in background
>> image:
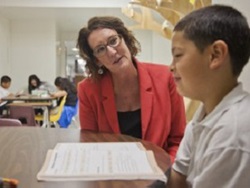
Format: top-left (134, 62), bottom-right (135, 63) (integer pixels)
top-left (26, 74), bottom-right (56, 115)
top-left (167, 5), bottom-right (250, 188)
top-left (0, 75), bottom-right (14, 115)
top-left (28, 74), bottom-right (56, 94)
top-left (50, 77), bottom-right (78, 128)
top-left (77, 16), bottom-right (186, 162)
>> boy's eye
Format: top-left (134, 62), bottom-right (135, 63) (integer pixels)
top-left (174, 54), bottom-right (182, 58)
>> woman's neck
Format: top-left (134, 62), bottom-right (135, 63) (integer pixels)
top-left (112, 66), bottom-right (140, 111)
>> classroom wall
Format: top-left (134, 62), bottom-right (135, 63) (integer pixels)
top-left (0, 16), bottom-right (10, 77)
top-left (130, 29), bottom-right (171, 65)
top-left (152, 32), bottom-right (172, 65)
top-left (9, 20), bottom-right (56, 92)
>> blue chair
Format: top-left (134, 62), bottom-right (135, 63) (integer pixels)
top-left (58, 100), bottom-right (78, 128)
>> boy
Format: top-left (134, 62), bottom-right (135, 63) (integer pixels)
top-left (0, 75), bottom-right (14, 114)
top-left (168, 5), bottom-right (250, 188)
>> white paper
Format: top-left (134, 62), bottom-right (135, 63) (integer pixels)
top-left (54, 142), bottom-right (146, 151)
top-left (37, 142), bottom-right (167, 182)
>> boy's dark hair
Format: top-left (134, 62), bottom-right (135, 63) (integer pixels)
top-left (174, 4), bottom-right (250, 76)
top-left (54, 76), bottom-right (63, 87)
top-left (1, 75), bottom-right (11, 84)
top-left (77, 16), bottom-right (141, 80)
top-left (54, 77), bottom-right (77, 94)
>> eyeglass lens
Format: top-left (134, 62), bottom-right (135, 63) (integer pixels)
top-left (93, 35), bottom-right (121, 57)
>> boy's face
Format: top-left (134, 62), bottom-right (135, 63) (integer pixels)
top-left (171, 31), bottom-right (211, 100)
top-left (1, 82), bottom-right (11, 89)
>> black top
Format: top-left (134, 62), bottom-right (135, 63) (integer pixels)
top-left (65, 90), bottom-right (78, 106)
top-left (57, 89), bottom-right (78, 107)
top-left (117, 109), bottom-right (142, 139)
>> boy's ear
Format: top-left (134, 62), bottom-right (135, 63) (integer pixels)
top-left (209, 40), bottom-right (228, 70)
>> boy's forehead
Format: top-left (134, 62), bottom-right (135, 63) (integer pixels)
top-left (172, 31), bottom-right (193, 49)
top-left (172, 31), bottom-right (190, 42)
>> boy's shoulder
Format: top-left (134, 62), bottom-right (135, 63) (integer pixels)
top-left (204, 89), bottom-right (250, 150)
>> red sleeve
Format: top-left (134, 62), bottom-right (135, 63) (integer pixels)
top-left (78, 80), bottom-right (98, 131)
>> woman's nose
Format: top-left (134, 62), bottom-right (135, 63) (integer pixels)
top-left (106, 45), bottom-right (117, 55)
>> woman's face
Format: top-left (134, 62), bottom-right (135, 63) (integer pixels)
top-left (31, 79), bottom-right (37, 87)
top-left (88, 28), bottom-right (133, 74)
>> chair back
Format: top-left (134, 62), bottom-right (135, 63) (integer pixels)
top-left (0, 118), bottom-right (22, 126)
top-left (9, 106), bottom-right (38, 126)
top-left (184, 97), bottom-right (201, 122)
top-left (35, 95), bottom-right (67, 124)
top-left (50, 95), bottom-right (67, 122)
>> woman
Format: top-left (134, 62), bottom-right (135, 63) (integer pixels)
top-left (28, 74), bottom-right (56, 94)
top-left (77, 16), bottom-right (186, 162)
top-left (51, 77), bottom-right (78, 128)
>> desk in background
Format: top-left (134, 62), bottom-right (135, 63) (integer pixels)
top-left (2, 95), bottom-right (56, 127)
top-left (0, 127), bottom-right (171, 188)
top-left (1, 95), bottom-right (56, 102)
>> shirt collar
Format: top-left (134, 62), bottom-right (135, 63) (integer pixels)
top-left (192, 83), bottom-right (248, 128)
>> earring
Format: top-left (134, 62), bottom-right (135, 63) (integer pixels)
top-left (98, 67), bottom-right (104, 75)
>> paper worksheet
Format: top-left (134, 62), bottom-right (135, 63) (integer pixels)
top-left (37, 142), bottom-right (166, 182)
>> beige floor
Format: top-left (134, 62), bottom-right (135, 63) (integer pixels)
top-left (67, 114), bottom-right (80, 129)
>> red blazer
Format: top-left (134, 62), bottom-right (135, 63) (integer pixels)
top-left (78, 61), bottom-right (186, 162)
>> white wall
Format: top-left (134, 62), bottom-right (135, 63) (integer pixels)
top-left (9, 20), bottom-right (56, 92)
top-left (133, 30), bottom-right (152, 62)
top-left (152, 32), bottom-right (172, 65)
top-left (0, 15), bottom-right (10, 77)
top-left (132, 30), bottom-right (172, 65)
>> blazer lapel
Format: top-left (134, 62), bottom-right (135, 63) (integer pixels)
top-left (137, 63), bottom-right (153, 139)
top-left (101, 74), bottom-right (120, 133)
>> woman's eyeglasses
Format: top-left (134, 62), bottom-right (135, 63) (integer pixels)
top-left (93, 35), bottom-right (122, 57)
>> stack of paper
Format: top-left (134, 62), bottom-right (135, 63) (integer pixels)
top-left (37, 142), bottom-right (167, 182)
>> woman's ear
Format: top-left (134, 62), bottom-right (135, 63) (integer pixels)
top-left (209, 40), bottom-right (228, 70)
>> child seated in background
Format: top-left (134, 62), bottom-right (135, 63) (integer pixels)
top-left (50, 77), bottom-right (78, 128)
top-left (28, 74), bottom-right (56, 95)
top-left (0, 75), bottom-right (14, 115)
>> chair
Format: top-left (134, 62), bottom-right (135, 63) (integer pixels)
top-left (184, 97), bottom-right (201, 122)
top-left (9, 105), bottom-right (38, 126)
top-left (0, 118), bottom-right (22, 126)
top-left (67, 100), bottom-right (79, 129)
top-left (35, 95), bottom-right (66, 127)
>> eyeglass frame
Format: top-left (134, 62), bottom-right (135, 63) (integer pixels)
top-left (92, 34), bottom-right (122, 58)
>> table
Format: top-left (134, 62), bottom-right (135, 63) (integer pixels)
top-left (1, 95), bottom-right (56, 102)
top-left (0, 127), bottom-right (171, 188)
top-left (2, 95), bottom-right (56, 127)
top-left (7, 102), bottom-right (52, 127)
